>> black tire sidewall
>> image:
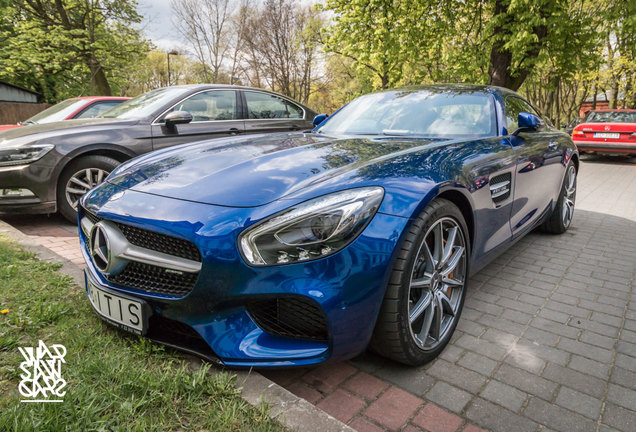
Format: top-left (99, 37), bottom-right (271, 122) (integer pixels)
top-left (56, 155), bottom-right (120, 223)
top-left (373, 198), bottom-right (471, 365)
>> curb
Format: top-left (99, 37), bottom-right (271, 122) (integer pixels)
top-left (0, 219), bottom-right (353, 432)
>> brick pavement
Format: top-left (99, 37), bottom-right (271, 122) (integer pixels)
top-left (2, 154), bottom-right (635, 432)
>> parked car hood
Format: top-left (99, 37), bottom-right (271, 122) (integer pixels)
top-left (107, 132), bottom-right (449, 207)
top-left (0, 118), bottom-right (137, 147)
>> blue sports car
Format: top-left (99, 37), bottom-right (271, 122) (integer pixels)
top-left (79, 85), bottom-right (578, 367)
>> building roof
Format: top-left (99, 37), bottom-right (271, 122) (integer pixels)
top-left (0, 79), bottom-right (41, 96)
top-left (584, 91), bottom-right (626, 103)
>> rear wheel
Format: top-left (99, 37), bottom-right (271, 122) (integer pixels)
top-left (371, 198), bottom-right (469, 365)
top-left (541, 161), bottom-right (576, 234)
top-left (57, 155), bottom-right (120, 223)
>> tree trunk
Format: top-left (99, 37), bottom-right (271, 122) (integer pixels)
top-left (87, 56), bottom-right (111, 96)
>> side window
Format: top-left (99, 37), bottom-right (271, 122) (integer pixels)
top-left (504, 96), bottom-right (539, 133)
top-left (244, 91), bottom-right (303, 119)
top-left (75, 101), bottom-right (123, 119)
top-left (162, 90), bottom-right (237, 122)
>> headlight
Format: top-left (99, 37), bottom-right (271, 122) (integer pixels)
top-left (239, 187), bottom-right (384, 266)
top-left (0, 145), bottom-right (54, 166)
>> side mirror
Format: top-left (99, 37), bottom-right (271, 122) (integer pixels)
top-left (513, 112), bottom-right (543, 135)
top-left (164, 111), bottom-right (193, 129)
top-left (313, 113), bottom-right (328, 126)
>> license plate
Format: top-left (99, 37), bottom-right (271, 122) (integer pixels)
top-left (594, 132), bottom-right (620, 139)
top-left (87, 278), bottom-right (146, 335)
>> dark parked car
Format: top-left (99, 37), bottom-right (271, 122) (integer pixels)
top-left (79, 85), bottom-right (578, 367)
top-left (0, 96), bottom-right (130, 132)
top-left (0, 85), bottom-right (316, 221)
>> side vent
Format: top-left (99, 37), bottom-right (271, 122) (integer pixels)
top-left (489, 173), bottom-right (511, 203)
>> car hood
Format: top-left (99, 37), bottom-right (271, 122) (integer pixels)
top-left (107, 132), bottom-right (448, 207)
top-left (0, 118), bottom-right (137, 147)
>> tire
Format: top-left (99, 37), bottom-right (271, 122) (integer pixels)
top-left (371, 198), bottom-right (470, 366)
top-left (541, 161), bottom-right (577, 234)
top-left (57, 155), bottom-right (120, 223)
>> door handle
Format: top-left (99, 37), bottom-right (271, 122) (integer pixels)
top-left (229, 128), bottom-right (240, 135)
top-left (548, 141), bottom-right (558, 151)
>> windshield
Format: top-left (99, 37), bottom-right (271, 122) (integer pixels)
top-left (101, 87), bottom-right (187, 119)
top-left (24, 99), bottom-right (86, 124)
top-left (586, 111), bottom-right (636, 123)
top-left (317, 90), bottom-right (497, 137)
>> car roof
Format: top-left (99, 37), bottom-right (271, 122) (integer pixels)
top-left (587, 109), bottom-right (636, 113)
top-left (74, 96), bottom-right (131, 101)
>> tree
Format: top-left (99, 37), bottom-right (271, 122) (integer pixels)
top-left (0, 0), bottom-right (149, 100)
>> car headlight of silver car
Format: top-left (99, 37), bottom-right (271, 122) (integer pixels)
top-left (239, 187), bottom-right (384, 266)
top-left (0, 144), bottom-right (54, 166)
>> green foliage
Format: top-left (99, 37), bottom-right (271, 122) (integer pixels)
top-left (0, 0), bottom-right (151, 102)
top-left (0, 237), bottom-right (283, 431)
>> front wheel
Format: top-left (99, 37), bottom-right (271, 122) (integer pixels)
top-left (57, 155), bottom-right (120, 223)
top-left (541, 161), bottom-right (576, 234)
top-left (371, 198), bottom-right (470, 366)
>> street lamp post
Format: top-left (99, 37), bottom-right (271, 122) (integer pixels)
top-left (166, 50), bottom-right (179, 86)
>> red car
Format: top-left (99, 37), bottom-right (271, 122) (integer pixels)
top-left (572, 109), bottom-right (636, 155)
top-left (0, 96), bottom-right (130, 131)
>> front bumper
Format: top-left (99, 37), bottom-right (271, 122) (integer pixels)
top-left (80, 183), bottom-right (410, 367)
top-left (0, 160), bottom-right (57, 214)
top-left (573, 140), bottom-right (636, 154)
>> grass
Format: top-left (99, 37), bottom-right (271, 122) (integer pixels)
top-left (0, 236), bottom-right (285, 431)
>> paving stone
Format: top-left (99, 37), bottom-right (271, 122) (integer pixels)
top-left (497, 297), bottom-right (541, 315)
top-left (523, 326), bottom-right (560, 346)
top-left (591, 311), bottom-right (623, 327)
top-left (616, 341), bottom-right (636, 358)
top-left (568, 354), bottom-right (611, 380)
top-left (461, 425), bottom-right (489, 432)
top-left (568, 317), bottom-right (620, 338)
top-left (515, 338), bottom-right (570, 365)
top-left (457, 352), bottom-right (498, 377)
top-left (426, 359), bottom-right (487, 393)
top-left (349, 417), bottom-right (384, 432)
top-left (316, 389), bottom-right (365, 423)
top-left (501, 308), bottom-right (533, 325)
top-left (610, 367), bottom-right (636, 390)
top-left (480, 328), bottom-right (517, 348)
top-left (523, 396), bottom-right (596, 432)
top-left (614, 353), bottom-right (636, 373)
top-left (439, 345), bottom-right (465, 363)
top-left (606, 383), bottom-right (636, 411)
top-left (479, 380), bottom-right (527, 413)
top-left (477, 315), bottom-right (526, 336)
top-left (455, 334), bottom-right (508, 361)
top-left (538, 308), bottom-right (571, 324)
top-left (504, 347), bottom-right (546, 374)
top-left (374, 363), bottom-right (435, 396)
top-left (531, 316), bottom-right (580, 339)
top-left (286, 381), bottom-right (323, 404)
top-left (365, 386), bottom-right (422, 431)
top-left (412, 403), bottom-right (465, 432)
top-left (343, 371), bottom-right (390, 400)
top-left (456, 319), bottom-right (486, 337)
top-left (602, 403), bottom-right (636, 432)
top-left (302, 362), bottom-right (358, 393)
top-left (621, 329), bottom-right (636, 344)
top-left (465, 398), bottom-right (538, 432)
top-left (493, 363), bottom-right (557, 400)
top-left (542, 363), bottom-right (606, 399)
top-left (555, 386), bottom-right (603, 419)
top-left (557, 337), bottom-right (614, 363)
top-left (579, 331), bottom-right (618, 350)
top-left (425, 381), bottom-right (473, 413)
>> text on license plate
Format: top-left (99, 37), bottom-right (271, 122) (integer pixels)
top-left (87, 280), bottom-right (145, 334)
top-left (593, 132), bottom-right (620, 139)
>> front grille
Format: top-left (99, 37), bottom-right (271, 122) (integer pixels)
top-left (83, 209), bottom-right (201, 262)
top-left (107, 261), bottom-right (198, 297)
top-left (247, 297), bottom-right (328, 341)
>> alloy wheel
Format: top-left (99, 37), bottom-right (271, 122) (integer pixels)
top-left (65, 168), bottom-right (110, 210)
top-left (408, 217), bottom-right (467, 351)
top-left (562, 165), bottom-right (576, 227)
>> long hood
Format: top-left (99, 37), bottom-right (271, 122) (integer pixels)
top-left (107, 132), bottom-right (451, 207)
top-left (0, 118), bottom-right (136, 147)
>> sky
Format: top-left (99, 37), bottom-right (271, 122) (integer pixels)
top-left (136, 0), bottom-right (187, 53)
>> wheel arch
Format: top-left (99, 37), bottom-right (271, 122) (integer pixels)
top-left (435, 188), bottom-right (475, 252)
